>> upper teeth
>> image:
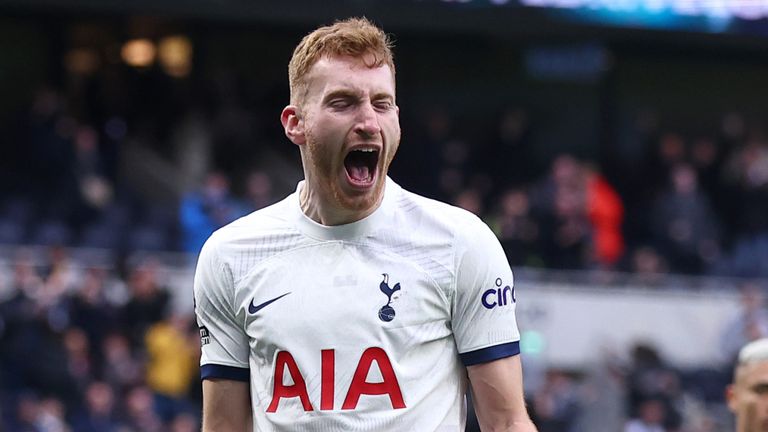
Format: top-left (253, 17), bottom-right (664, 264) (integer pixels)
top-left (356, 148), bottom-right (376, 153)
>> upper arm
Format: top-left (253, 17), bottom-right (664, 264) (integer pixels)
top-left (452, 214), bottom-right (535, 430)
top-left (467, 355), bottom-right (537, 432)
top-left (202, 379), bottom-right (251, 432)
top-left (452, 215), bottom-right (520, 364)
top-left (194, 237), bottom-right (250, 374)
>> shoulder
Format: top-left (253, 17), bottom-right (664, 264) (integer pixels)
top-left (198, 195), bottom-right (304, 280)
top-left (392, 185), bottom-right (495, 244)
top-left (396, 187), bottom-right (485, 230)
top-left (207, 196), bottom-right (297, 248)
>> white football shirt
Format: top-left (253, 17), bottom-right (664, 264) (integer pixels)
top-left (194, 177), bottom-right (521, 431)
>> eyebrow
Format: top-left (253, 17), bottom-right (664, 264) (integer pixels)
top-left (322, 88), bottom-right (394, 103)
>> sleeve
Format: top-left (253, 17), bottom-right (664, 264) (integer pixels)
top-left (452, 216), bottom-right (521, 366)
top-left (193, 235), bottom-right (250, 381)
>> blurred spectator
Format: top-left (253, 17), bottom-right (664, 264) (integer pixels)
top-left (244, 169), bottom-right (275, 211)
top-left (720, 282), bottom-right (768, 365)
top-left (649, 163), bottom-right (720, 274)
top-left (122, 385), bottom-right (163, 432)
top-left (628, 245), bottom-right (669, 286)
top-left (483, 107), bottom-right (535, 197)
top-left (172, 109), bottom-right (213, 194)
top-left (6, 394), bottom-right (72, 432)
top-left (71, 381), bottom-right (122, 432)
top-left (120, 260), bottom-right (170, 348)
top-left (144, 313), bottom-right (198, 422)
top-left (101, 332), bottom-right (144, 391)
top-left (721, 136), bottom-right (768, 237)
top-left (6, 392), bottom-right (44, 432)
top-left (71, 124), bottom-right (114, 223)
top-left (533, 155), bottom-right (592, 269)
top-left (488, 187), bottom-right (541, 266)
top-left (0, 255), bottom-right (42, 392)
top-left (576, 353), bottom-right (626, 432)
top-left (37, 397), bottom-right (69, 432)
top-left (67, 267), bottom-right (118, 350)
top-left (624, 397), bottom-right (666, 432)
top-left (530, 369), bottom-right (580, 432)
top-left (689, 137), bottom-right (722, 202)
top-left (179, 171), bottom-right (247, 254)
top-left (584, 163), bottom-right (625, 267)
top-left (453, 186), bottom-right (485, 216)
top-left (62, 327), bottom-right (93, 391)
top-left (626, 344), bottom-right (683, 431)
top-left (647, 132), bottom-right (687, 193)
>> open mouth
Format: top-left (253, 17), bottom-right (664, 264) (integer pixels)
top-left (344, 148), bottom-right (379, 186)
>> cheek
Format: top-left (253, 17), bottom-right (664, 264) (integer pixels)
top-left (382, 117), bottom-right (401, 147)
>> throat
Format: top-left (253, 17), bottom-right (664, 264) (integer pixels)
top-left (344, 151), bottom-right (377, 183)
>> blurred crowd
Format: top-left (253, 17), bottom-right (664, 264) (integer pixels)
top-left (3, 81), bottom-right (768, 280)
top-left (1, 62), bottom-right (768, 431)
top-left (411, 107), bottom-right (768, 280)
top-left (3, 243), bottom-right (763, 431)
top-left (0, 248), bottom-right (200, 431)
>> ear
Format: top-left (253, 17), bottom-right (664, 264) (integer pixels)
top-left (281, 105), bottom-right (306, 146)
top-left (726, 384), bottom-right (738, 413)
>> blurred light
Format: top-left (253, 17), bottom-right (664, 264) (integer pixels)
top-left (520, 330), bottom-right (545, 355)
top-left (519, 0), bottom-right (768, 20)
top-left (158, 35), bottom-right (193, 78)
top-left (121, 38), bottom-right (156, 68)
top-left (64, 48), bottom-right (100, 76)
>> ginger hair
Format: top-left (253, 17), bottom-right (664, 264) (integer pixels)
top-left (288, 17), bottom-right (395, 106)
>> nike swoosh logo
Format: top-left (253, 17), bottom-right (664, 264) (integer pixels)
top-left (249, 292), bottom-right (291, 314)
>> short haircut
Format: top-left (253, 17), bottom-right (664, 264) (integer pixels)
top-left (739, 338), bottom-right (768, 365)
top-left (734, 338), bottom-right (768, 384)
top-left (288, 17), bottom-right (395, 106)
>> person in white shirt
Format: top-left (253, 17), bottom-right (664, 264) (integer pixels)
top-left (194, 17), bottom-right (537, 432)
top-left (727, 338), bottom-right (768, 432)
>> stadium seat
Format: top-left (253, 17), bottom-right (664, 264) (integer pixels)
top-left (0, 218), bottom-right (25, 244)
top-left (31, 220), bottom-right (73, 246)
top-left (128, 225), bottom-right (170, 252)
top-left (79, 222), bottom-right (124, 250)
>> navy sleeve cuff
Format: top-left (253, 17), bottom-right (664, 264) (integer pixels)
top-left (201, 364), bottom-right (250, 382)
top-left (459, 341), bottom-right (521, 366)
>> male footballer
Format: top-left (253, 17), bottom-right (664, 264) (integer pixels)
top-left (194, 17), bottom-right (536, 432)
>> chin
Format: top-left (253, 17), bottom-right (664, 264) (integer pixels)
top-left (337, 192), bottom-right (378, 213)
top-left (333, 184), bottom-right (382, 215)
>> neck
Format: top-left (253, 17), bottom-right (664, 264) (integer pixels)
top-left (299, 182), bottom-right (382, 226)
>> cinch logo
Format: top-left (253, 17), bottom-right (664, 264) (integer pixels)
top-left (267, 347), bottom-right (406, 412)
top-left (481, 278), bottom-right (515, 309)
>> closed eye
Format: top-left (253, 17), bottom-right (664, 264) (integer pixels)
top-left (328, 98), bottom-right (354, 110)
top-left (752, 383), bottom-right (768, 395)
top-left (373, 100), bottom-right (394, 111)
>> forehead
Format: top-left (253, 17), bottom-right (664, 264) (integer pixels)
top-left (304, 55), bottom-right (395, 98)
top-left (739, 361), bottom-right (768, 387)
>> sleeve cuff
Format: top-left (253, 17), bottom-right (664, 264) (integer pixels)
top-left (459, 341), bottom-right (520, 366)
top-left (201, 364), bottom-right (250, 381)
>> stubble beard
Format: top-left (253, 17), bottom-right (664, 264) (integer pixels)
top-left (304, 132), bottom-right (381, 215)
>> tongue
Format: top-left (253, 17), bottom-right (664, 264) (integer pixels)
top-left (347, 165), bottom-right (370, 182)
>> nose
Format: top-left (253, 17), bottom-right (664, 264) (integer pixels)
top-left (354, 101), bottom-right (381, 138)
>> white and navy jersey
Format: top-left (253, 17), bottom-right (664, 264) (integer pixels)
top-left (193, 177), bottom-right (520, 432)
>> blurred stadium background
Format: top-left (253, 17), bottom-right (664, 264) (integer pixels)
top-left (1, 1), bottom-right (768, 431)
